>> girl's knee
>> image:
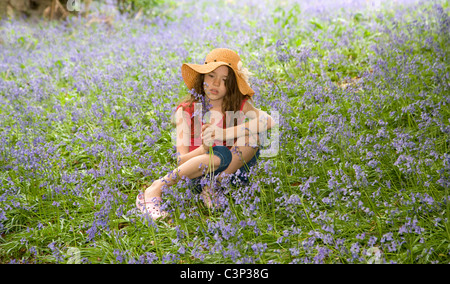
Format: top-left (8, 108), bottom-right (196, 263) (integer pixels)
top-left (235, 133), bottom-right (259, 148)
top-left (224, 145), bottom-right (255, 172)
top-left (230, 143), bottom-right (258, 159)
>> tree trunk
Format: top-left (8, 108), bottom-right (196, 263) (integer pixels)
top-left (7, 0), bottom-right (72, 19)
top-left (0, 0), bottom-right (7, 19)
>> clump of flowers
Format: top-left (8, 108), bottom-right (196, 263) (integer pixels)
top-left (0, 0), bottom-right (449, 264)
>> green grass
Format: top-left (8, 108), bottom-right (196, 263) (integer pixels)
top-left (1, 0), bottom-right (449, 264)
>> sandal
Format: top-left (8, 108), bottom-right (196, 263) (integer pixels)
top-left (136, 193), bottom-right (168, 220)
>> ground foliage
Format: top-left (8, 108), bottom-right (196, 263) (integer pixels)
top-left (0, 0), bottom-right (449, 264)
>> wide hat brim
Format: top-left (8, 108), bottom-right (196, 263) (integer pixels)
top-left (181, 49), bottom-right (255, 97)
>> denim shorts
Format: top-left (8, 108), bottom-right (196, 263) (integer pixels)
top-left (191, 145), bottom-right (260, 194)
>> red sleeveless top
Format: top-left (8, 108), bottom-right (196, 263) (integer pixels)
top-left (176, 98), bottom-right (248, 152)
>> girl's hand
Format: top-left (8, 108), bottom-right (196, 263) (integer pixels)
top-left (201, 123), bottom-right (214, 150)
top-left (201, 123), bottom-right (224, 150)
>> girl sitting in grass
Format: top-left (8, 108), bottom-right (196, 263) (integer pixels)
top-left (136, 48), bottom-right (275, 220)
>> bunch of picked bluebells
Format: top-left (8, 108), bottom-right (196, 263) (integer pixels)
top-left (189, 84), bottom-right (212, 124)
top-left (1, 0), bottom-right (449, 264)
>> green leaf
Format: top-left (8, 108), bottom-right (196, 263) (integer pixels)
top-left (354, 12), bottom-right (364, 23)
top-left (309, 18), bottom-right (324, 30)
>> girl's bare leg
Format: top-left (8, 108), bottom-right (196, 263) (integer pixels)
top-left (202, 136), bottom-right (259, 208)
top-left (143, 153), bottom-right (221, 200)
top-left (219, 135), bottom-right (259, 179)
top-left (142, 134), bottom-right (258, 207)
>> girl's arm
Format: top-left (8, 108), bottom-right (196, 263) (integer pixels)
top-left (176, 146), bottom-right (207, 166)
top-left (224, 100), bottom-right (275, 141)
top-left (174, 108), bottom-right (207, 166)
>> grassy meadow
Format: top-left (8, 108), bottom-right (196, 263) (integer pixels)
top-left (0, 0), bottom-right (449, 264)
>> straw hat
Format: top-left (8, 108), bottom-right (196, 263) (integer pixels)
top-left (181, 48), bottom-right (255, 97)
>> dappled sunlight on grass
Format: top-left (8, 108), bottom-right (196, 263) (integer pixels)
top-left (0, 0), bottom-right (449, 264)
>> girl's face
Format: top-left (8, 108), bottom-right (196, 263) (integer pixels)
top-left (203, 65), bottom-right (229, 102)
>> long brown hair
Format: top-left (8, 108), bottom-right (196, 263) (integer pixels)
top-left (177, 66), bottom-right (251, 127)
